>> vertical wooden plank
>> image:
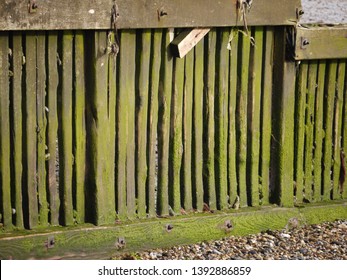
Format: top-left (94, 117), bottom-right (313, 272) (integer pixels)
top-left (322, 61), bottom-right (337, 201)
top-left (332, 61), bottom-right (345, 199)
top-left (304, 61), bottom-right (318, 202)
top-left (89, 31), bottom-right (116, 224)
top-left (193, 38), bottom-right (204, 212)
top-left (237, 31), bottom-right (251, 207)
top-left (313, 61), bottom-right (326, 202)
top-left (147, 30), bottom-right (162, 217)
top-left (126, 31), bottom-right (137, 219)
top-left (204, 29), bottom-right (217, 210)
top-left (74, 31), bottom-right (86, 223)
top-left (11, 33), bottom-right (24, 228)
top-left (260, 27), bottom-right (274, 205)
top-left (25, 33), bottom-right (38, 228)
top-left (215, 28), bottom-right (229, 210)
top-left (0, 33), bottom-right (12, 228)
top-left (182, 50), bottom-right (194, 211)
top-left (157, 29), bottom-right (174, 216)
top-left (59, 31), bottom-right (74, 225)
top-left (343, 62), bottom-right (347, 199)
top-left (294, 62), bottom-right (308, 204)
top-left (170, 54), bottom-right (184, 213)
top-left (228, 28), bottom-right (238, 207)
top-left (47, 32), bottom-right (60, 225)
top-left (248, 27), bottom-right (263, 207)
top-left (272, 27), bottom-right (295, 207)
top-left (136, 29), bottom-right (151, 218)
top-left (36, 32), bottom-right (49, 226)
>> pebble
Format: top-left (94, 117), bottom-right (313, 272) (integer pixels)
top-left (115, 220), bottom-right (347, 260)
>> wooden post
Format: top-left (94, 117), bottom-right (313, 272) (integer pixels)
top-left (47, 32), bottom-right (60, 225)
top-left (11, 33), bottom-right (24, 228)
top-left (136, 30), bottom-right (151, 218)
top-left (147, 30), bottom-right (162, 217)
top-left (295, 62), bottom-right (308, 204)
top-left (260, 27), bottom-right (274, 205)
top-left (272, 27), bottom-right (296, 207)
top-left (0, 33), bottom-right (12, 228)
top-left (228, 28), bottom-right (239, 207)
top-left (193, 39), bottom-right (204, 212)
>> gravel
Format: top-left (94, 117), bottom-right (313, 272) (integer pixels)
top-left (301, 0), bottom-right (347, 24)
top-left (116, 220), bottom-right (347, 260)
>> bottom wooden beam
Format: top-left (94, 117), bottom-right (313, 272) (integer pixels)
top-left (0, 201), bottom-right (346, 259)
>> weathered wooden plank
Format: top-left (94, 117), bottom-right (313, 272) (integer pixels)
top-left (228, 28), bottom-right (239, 208)
top-left (237, 30), bottom-right (251, 208)
top-left (170, 54), bottom-right (184, 214)
top-left (295, 26), bottom-right (347, 60)
top-left (294, 62), bottom-right (308, 204)
top-left (0, 0), bottom-right (301, 31)
top-left (193, 38), bottom-right (204, 212)
top-left (11, 33), bottom-right (24, 228)
top-left (74, 31), bottom-right (86, 224)
top-left (248, 27), bottom-right (263, 207)
top-left (147, 30), bottom-right (162, 217)
top-left (182, 50), bottom-right (194, 211)
top-left (332, 61), bottom-right (346, 199)
top-left (343, 62), bottom-right (347, 199)
top-left (170, 28), bottom-right (210, 58)
top-left (260, 27), bottom-right (274, 205)
top-left (157, 29), bottom-right (174, 216)
top-left (47, 32), bottom-right (60, 226)
top-left (312, 61), bottom-right (326, 202)
top-left (1, 202), bottom-right (347, 260)
top-left (204, 29), bottom-right (217, 210)
top-left (304, 61), bottom-right (318, 202)
top-left (36, 32), bottom-right (49, 226)
top-left (136, 30), bottom-right (151, 218)
top-left (322, 61), bottom-right (338, 201)
top-left (125, 31), bottom-right (137, 220)
top-left (0, 33), bottom-right (12, 228)
top-left (88, 31), bottom-right (116, 224)
top-left (59, 31), bottom-right (74, 226)
top-left (215, 28), bottom-right (229, 210)
top-left (25, 33), bottom-right (38, 228)
top-left (272, 27), bottom-right (296, 207)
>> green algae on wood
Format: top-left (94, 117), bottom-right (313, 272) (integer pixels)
top-left (237, 30), bottom-right (251, 207)
top-left (183, 50), bottom-right (194, 211)
top-left (59, 31), bottom-right (74, 226)
top-left (248, 27), bottom-right (263, 207)
top-left (294, 62), bottom-right (308, 204)
top-left (313, 61), bottom-right (326, 202)
top-left (193, 39), bottom-right (204, 212)
top-left (0, 33), bottom-right (12, 228)
top-left (170, 53), bottom-right (184, 213)
top-left (215, 28), bottom-right (229, 210)
top-left (36, 32), bottom-right (49, 226)
top-left (47, 32), bottom-right (60, 226)
top-left (136, 29), bottom-right (151, 218)
top-left (322, 61), bottom-right (338, 201)
top-left (157, 29), bottom-right (174, 216)
top-left (260, 27), bottom-right (274, 205)
top-left (147, 30), bottom-right (162, 217)
top-left (228, 28), bottom-right (239, 207)
top-left (74, 31), bottom-right (86, 224)
top-left (25, 33), bottom-right (39, 228)
top-left (11, 33), bottom-right (24, 228)
top-left (304, 61), bottom-right (318, 201)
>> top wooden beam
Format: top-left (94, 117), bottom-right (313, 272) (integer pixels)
top-left (0, 0), bottom-right (302, 31)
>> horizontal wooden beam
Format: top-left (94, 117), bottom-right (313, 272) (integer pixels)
top-left (0, 201), bottom-right (346, 259)
top-left (295, 25), bottom-right (347, 60)
top-left (0, 0), bottom-right (301, 31)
